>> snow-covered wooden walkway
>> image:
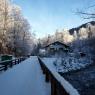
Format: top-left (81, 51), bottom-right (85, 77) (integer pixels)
top-left (0, 56), bottom-right (51, 95)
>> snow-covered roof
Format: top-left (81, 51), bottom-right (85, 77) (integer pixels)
top-left (44, 41), bottom-right (70, 48)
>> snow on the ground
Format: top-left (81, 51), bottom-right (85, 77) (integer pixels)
top-left (42, 55), bottom-right (92, 73)
top-left (54, 56), bottom-right (92, 73)
top-left (0, 56), bottom-right (51, 95)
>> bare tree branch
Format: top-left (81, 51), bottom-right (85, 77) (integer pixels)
top-left (75, 3), bottom-right (95, 19)
top-left (76, 11), bottom-right (95, 16)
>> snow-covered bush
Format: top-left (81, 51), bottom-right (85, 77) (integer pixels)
top-left (53, 54), bottom-right (92, 73)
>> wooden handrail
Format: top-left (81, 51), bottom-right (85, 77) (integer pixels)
top-left (0, 57), bottom-right (26, 71)
top-left (38, 57), bottom-right (79, 95)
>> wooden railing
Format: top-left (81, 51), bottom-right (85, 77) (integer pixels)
top-left (38, 57), bottom-right (79, 95)
top-left (0, 57), bottom-right (26, 71)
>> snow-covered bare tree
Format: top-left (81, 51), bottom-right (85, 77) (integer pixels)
top-left (0, 0), bottom-right (36, 56)
top-left (62, 29), bottom-right (74, 43)
top-left (0, 0), bottom-right (12, 53)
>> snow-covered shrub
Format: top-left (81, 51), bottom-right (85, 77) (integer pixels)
top-left (53, 54), bottom-right (92, 73)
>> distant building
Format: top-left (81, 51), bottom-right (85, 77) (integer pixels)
top-left (42, 41), bottom-right (70, 56)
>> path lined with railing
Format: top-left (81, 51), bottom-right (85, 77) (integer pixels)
top-left (0, 57), bottom-right (25, 71)
top-left (0, 56), bottom-right (80, 95)
top-left (0, 56), bottom-right (50, 95)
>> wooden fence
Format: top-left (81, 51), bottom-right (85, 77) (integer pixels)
top-left (0, 57), bottom-right (26, 71)
top-left (38, 57), bottom-right (79, 95)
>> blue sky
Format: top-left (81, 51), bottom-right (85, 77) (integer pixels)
top-left (13, 0), bottom-right (95, 38)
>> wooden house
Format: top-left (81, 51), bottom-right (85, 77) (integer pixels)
top-left (43, 41), bottom-right (70, 56)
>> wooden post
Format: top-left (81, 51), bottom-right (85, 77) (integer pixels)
top-left (10, 61), bottom-right (13, 68)
top-left (13, 60), bottom-right (15, 65)
top-left (18, 59), bottom-right (19, 64)
top-left (51, 78), bottom-right (57, 95)
top-left (20, 58), bottom-right (21, 62)
top-left (43, 66), bottom-right (46, 74)
top-left (21, 58), bottom-right (22, 61)
top-left (4, 65), bottom-right (8, 71)
top-left (15, 60), bottom-right (17, 65)
top-left (58, 85), bottom-right (69, 95)
top-left (45, 71), bottom-right (49, 82)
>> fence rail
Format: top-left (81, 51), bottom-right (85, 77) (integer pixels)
top-left (38, 57), bottom-right (79, 95)
top-left (0, 57), bottom-right (26, 71)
